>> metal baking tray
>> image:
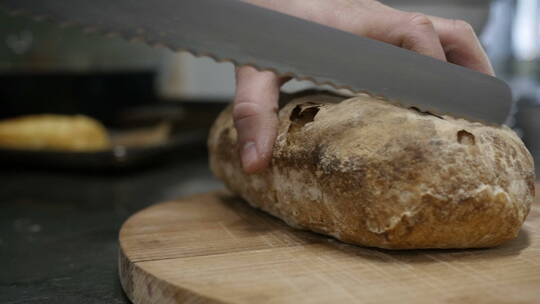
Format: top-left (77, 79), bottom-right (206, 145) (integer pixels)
top-left (0, 102), bottom-right (226, 171)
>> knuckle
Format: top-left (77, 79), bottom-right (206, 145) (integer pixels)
top-left (232, 101), bottom-right (262, 122)
top-left (453, 19), bottom-right (475, 35)
top-left (407, 13), bottom-right (434, 29)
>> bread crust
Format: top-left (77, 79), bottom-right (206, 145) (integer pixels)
top-left (208, 93), bottom-right (535, 249)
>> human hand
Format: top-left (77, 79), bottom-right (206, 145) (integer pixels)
top-left (234, 0), bottom-right (494, 173)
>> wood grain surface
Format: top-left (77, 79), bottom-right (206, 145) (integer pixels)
top-left (119, 184), bottom-right (540, 304)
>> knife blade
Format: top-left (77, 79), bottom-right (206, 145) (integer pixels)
top-left (0, 0), bottom-right (512, 124)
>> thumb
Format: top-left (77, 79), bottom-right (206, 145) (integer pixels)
top-left (233, 66), bottom-right (285, 173)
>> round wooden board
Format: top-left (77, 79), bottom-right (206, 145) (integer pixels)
top-left (119, 189), bottom-right (540, 304)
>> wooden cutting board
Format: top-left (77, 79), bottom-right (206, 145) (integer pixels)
top-left (119, 184), bottom-right (540, 304)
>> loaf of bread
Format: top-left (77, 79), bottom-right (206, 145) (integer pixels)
top-left (0, 114), bottom-right (110, 152)
top-left (208, 92), bottom-right (535, 249)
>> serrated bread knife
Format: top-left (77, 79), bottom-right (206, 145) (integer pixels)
top-left (1, 0), bottom-right (512, 124)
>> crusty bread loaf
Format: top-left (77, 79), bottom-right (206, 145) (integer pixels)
top-left (208, 92), bottom-right (535, 249)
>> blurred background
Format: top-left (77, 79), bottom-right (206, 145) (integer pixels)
top-left (1, 1), bottom-right (539, 303)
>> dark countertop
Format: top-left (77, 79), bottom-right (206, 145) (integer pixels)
top-left (0, 149), bottom-right (222, 303)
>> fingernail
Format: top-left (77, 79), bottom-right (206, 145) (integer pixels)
top-left (241, 141), bottom-right (258, 171)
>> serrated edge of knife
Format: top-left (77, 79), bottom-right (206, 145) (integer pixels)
top-left (2, 5), bottom-right (498, 125)
top-left (3, 7), bottom-right (367, 90)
